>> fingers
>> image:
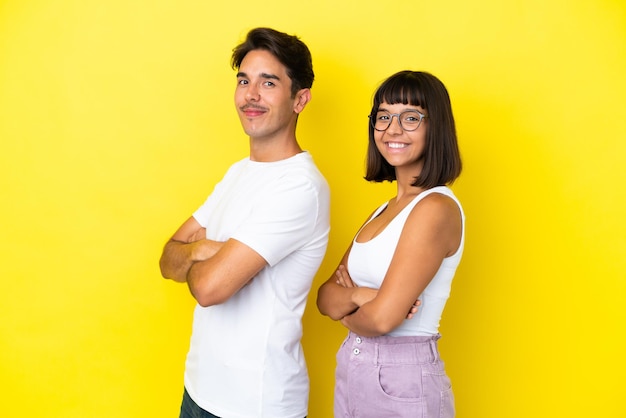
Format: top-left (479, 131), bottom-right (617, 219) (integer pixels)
top-left (335, 265), bottom-right (355, 288)
top-left (188, 227), bottom-right (207, 242)
top-left (405, 299), bottom-right (421, 319)
top-left (335, 268), bottom-right (346, 287)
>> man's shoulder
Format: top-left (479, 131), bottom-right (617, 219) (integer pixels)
top-left (284, 152), bottom-right (328, 185)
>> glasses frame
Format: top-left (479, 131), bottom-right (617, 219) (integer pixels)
top-left (369, 109), bottom-right (428, 132)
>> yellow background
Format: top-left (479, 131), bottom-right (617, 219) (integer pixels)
top-left (1, 0), bottom-right (624, 417)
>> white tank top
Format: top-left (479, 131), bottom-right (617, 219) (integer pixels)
top-left (347, 186), bottom-right (465, 336)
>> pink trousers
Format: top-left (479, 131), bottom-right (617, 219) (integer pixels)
top-left (334, 332), bottom-right (455, 418)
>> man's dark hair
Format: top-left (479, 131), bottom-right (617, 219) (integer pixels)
top-left (231, 27), bottom-right (314, 97)
top-left (365, 70), bottom-right (462, 188)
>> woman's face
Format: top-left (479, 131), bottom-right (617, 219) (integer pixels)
top-left (373, 101), bottom-right (428, 173)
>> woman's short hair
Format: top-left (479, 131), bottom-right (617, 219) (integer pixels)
top-left (231, 27), bottom-right (314, 97)
top-left (365, 71), bottom-right (462, 188)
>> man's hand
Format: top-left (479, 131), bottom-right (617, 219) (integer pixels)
top-left (160, 218), bottom-right (219, 283)
top-left (185, 227), bottom-right (220, 262)
top-left (187, 227), bottom-right (207, 243)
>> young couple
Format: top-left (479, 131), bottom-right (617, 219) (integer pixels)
top-left (159, 27), bottom-right (464, 418)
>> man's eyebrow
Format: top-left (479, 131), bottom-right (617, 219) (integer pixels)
top-left (260, 72), bottom-right (280, 81)
top-left (236, 71), bottom-right (280, 81)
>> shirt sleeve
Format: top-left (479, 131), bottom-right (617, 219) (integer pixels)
top-left (230, 174), bottom-right (322, 267)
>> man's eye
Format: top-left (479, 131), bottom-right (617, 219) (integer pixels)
top-left (238, 79), bottom-right (248, 85)
top-left (263, 81), bottom-right (275, 87)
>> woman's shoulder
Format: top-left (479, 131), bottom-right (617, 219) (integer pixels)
top-left (408, 187), bottom-right (462, 223)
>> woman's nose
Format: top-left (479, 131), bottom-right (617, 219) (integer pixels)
top-left (386, 114), bottom-right (403, 133)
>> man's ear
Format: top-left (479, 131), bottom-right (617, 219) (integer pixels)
top-left (293, 88), bottom-right (311, 114)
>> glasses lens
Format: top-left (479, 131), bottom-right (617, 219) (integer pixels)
top-left (373, 111), bottom-right (391, 131)
top-left (400, 111), bottom-right (423, 131)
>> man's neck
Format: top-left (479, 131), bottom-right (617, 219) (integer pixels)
top-left (249, 136), bottom-right (302, 162)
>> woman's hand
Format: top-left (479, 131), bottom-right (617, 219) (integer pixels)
top-left (406, 299), bottom-right (421, 319)
top-left (335, 265), bottom-right (356, 288)
top-left (335, 265), bottom-right (420, 319)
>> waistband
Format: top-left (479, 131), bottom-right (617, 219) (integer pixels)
top-left (347, 331), bottom-right (441, 365)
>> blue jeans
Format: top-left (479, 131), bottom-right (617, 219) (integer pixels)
top-left (179, 388), bottom-right (220, 418)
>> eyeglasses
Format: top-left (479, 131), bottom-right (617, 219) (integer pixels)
top-left (369, 110), bottom-right (427, 132)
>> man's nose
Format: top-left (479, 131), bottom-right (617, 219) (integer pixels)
top-left (246, 84), bottom-right (260, 101)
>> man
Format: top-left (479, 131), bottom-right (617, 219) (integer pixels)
top-left (159, 28), bottom-right (330, 418)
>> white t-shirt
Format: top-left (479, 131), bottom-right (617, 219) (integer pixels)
top-left (185, 152), bottom-right (330, 418)
top-left (347, 186), bottom-right (464, 337)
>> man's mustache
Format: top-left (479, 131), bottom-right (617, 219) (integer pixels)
top-left (241, 104), bottom-right (268, 112)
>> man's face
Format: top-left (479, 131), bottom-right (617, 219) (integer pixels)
top-left (234, 49), bottom-right (301, 141)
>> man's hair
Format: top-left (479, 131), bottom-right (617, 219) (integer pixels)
top-left (365, 70), bottom-right (462, 188)
top-left (231, 27), bottom-right (314, 97)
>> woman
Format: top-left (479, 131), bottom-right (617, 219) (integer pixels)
top-left (317, 70), bottom-right (464, 418)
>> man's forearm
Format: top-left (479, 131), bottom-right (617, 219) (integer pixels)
top-left (159, 240), bottom-right (196, 283)
top-left (160, 238), bottom-right (225, 283)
